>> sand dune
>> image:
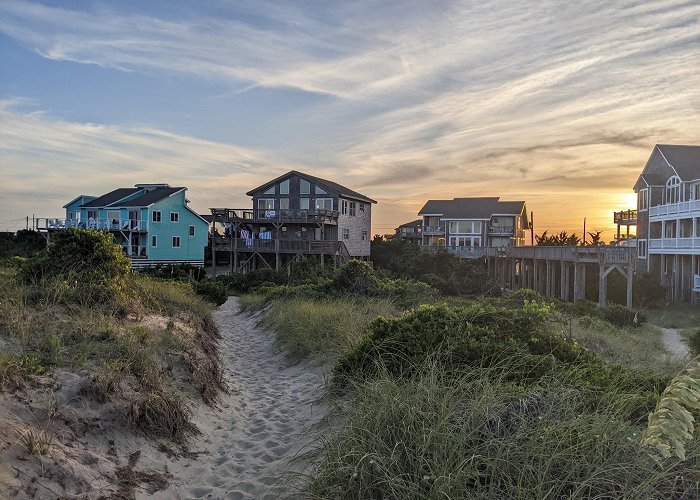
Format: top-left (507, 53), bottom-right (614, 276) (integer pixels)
top-left (147, 297), bottom-right (328, 499)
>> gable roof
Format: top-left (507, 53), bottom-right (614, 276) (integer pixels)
top-left (656, 144), bottom-right (700, 181)
top-left (113, 187), bottom-right (186, 207)
top-left (246, 170), bottom-right (377, 203)
top-left (63, 195), bottom-right (96, 209)
top-left (419, 197), bottom-right (526, 219)
top-left (80, 188), bottom-right (140, 208)
top-left (396, 219), bottom-right (423, 230)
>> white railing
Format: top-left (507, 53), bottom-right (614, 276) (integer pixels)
top-left (421, 245), bottom-right (487, 258)
top-left (649, 200), bottom-right (700, 218)
top-left (35, 218), bottom-right (147, 231)
top-left (423, 225), bottom-right (445, 235)
top-left (649, 238), bottom-right (700, 250)
top-left (489, 225), bottom-right (515, 235)
top-left (694, 275), bottom-right (700, 291)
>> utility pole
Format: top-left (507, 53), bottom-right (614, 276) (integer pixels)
top-left (530, 210), bottom-right (534, 246)
top-left (583, 218), bottom-right (587, 245)
top-left (26, 216), bottom-right (29, 231)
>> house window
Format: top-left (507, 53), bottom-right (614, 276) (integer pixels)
top-left (350, 202), bottom-right (356, 216)
top-left (448, 221), bottom-right (482, 234)
top-left (300, 198), bottom-right (310, 210)
top-left (315, 185), bottom-right (327, 194)
top-left (342, 228), bottom-right (350, 240)
top-left (359, 203), bottom-right (365, 213)
top-left (151, 235), bottom-right (157, 247)
top-left (264, 186), bottom-right (275, 195)
top-left (300, 179), bottom-right (310, 194)
top-left (361, 230), bottom-right (368, 241)
top-left (638, 239), bottom-right (647, 258)
top-left (170, 212), bottom-right (179, 223)
top-left (666, 176), bottom-right (681, 204)
top-left (638, 189), bottom-right (649, 210)
top-left (152, 210), bottom-right (162, 223)
top-left (280, 198), bottom-right (290, 210)
top-left (172, 236), bottom-right (181, 248)
top-left (692, 183), bottom-right (700, 201)
top-left (315, 198), bottom-right (333, 210)
top-left (341, 200), bottom-right (348, 215)
top-left (189, 225), bottom-right (195, 236)
top-left (280, 179), bottom-right (289, 195)
top-left (258, 198), bottom-right (275, 209)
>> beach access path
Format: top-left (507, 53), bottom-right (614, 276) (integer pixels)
top-left (149, 297), bottom-right (328, 499)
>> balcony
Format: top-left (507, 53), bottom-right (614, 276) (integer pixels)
top-left (423, 225), bottom-right (445, 235)
top-left (212, 237), bottom-right (342, 255)
top-left (614, 209), bottom-right (637, 224)
top-left (695, 274), bottom-right (700, 292)
top-left (488, 225), bottom-right (515, 235)
top-left (35, 218), bottom-right (148, 232)
top-left (254, 209), bottom-right (338, 224)
top-left (421, 245), bottom-right (487, 259)
top-left (649, 200), bottom-right (700, 219)
top-left (648, 238), bottom-right (700, 250)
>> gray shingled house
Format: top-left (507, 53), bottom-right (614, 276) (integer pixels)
top-left (633, 144), bottom-right (700, 303)
top-left (418, 197), bottom-right (529, 257)
top-left (210, 171), bottom-right (376, 271)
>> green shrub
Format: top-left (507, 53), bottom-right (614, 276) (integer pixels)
top-left (333, 260), bottom-right (379, 294)
top-left (599, 304), bottom-right (647, 328)
top-left (193, 280), bottom-right (228, 306)
top-left (335, 301), bottom-right (591, 383)
top-left (689, 329), bottom-right (700, 356)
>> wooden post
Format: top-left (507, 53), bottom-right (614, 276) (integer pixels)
top-left (546, 260), bottom-right (552, 297)
top-left (598, 253), bottom-right (606, 308)
top-left (211, 221), bottom-right (217, 277)
top-left (626, 262), bottom-right (633, 308)
top-left (574, 263), bottom-right (585, 301)
top-left (560, 261), bottom-right (568, 301)
top-left (533, 259), bottom-right (538, 293)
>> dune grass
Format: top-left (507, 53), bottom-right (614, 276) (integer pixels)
top-left (259, 296), bottom-right (400, 359)
top-left (0, 260), bottom-right (226, 439)
top-left (305, 359), bottom-right (699, 500)
top-left (568, 316), bottom-right (686, 376)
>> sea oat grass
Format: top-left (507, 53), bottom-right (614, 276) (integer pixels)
top-left (260, 296), bottom-right (400, 359)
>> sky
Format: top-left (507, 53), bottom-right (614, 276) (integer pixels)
top-left (1, 0), bottom-right (699, 240)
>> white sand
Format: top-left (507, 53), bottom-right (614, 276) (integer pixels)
top-left (147, 297), bottom-right (328, 499)
top-left (660, 327), bottom-right (690, 359)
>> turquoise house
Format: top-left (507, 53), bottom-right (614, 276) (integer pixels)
top-left (59, 184), bottom-right (209, 268)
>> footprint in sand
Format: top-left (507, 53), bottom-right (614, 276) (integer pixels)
top-left (146, 297), bottom-right (328, 500)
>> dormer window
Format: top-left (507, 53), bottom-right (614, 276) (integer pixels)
top-left (665, 176), bottom-right (681, 204)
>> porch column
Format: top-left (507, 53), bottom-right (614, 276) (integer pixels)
top-left (598, 258), bottom-right (607, 308)
top-left (545, 260), bottom-right (552, 297)
top-left (574, 263), bottom-right (585, 301)
top-left (560, 261), bottom-right (569, 301)
top-left (626, 263), bottom-right (633, 308)
top-left (533, 259), bottom-right (539, 293)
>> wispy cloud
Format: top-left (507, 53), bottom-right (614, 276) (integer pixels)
top-left (1, 0), bottom-right (699, 236)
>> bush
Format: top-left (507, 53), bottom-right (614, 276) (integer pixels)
top-left (599, 304), bottom-right (647, 328)
top-left (335, 301), bottom-right (591, 383)
top-left (193, 280), bottom-right (228, 306)
top-left (333, 260), bottom-right (379, 294)
top-left (20, 229), bottom-right (130, 287)
top-left (688, 329), bottom-right (700, 356)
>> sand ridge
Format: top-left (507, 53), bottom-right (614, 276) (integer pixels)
top-left (147, 296), bottom-right (328, 499)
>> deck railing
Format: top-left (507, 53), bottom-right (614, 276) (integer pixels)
top-left (422, 225), bottom-right (445, 235)
top-left (421, 245), bottom-right (488, 258)
top-left (648, 237), bottom-right (700, 250)
top-left (614, 209), bottom-right (638, 224)
top-left (35, 218), bottom-right (147, 231)
top-left (213, 237), bottom-right (341, 255)
top-left (488, 225), bottom-right (515, 235)
top-left (649, 200), bottom-right (700, 218)
top-left (254, 209), bottom-right (339, 223)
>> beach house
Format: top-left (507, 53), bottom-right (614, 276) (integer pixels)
top-left (210, 171), bottom-right (376, 271)
top-left (633, 145), bottom-right (700, 303)
top-left (40, 184), bottom-right (209, 268)
top-left (419, 197), bottom-right (529, 258)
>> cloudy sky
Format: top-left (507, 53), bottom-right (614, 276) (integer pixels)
top-left (1, 0), bottom-right (699, 239)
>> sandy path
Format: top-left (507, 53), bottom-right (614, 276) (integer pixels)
top-left (661, 327), bottom-right (690, 359)
top-left (148, 297), bottom-right (327, 499)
